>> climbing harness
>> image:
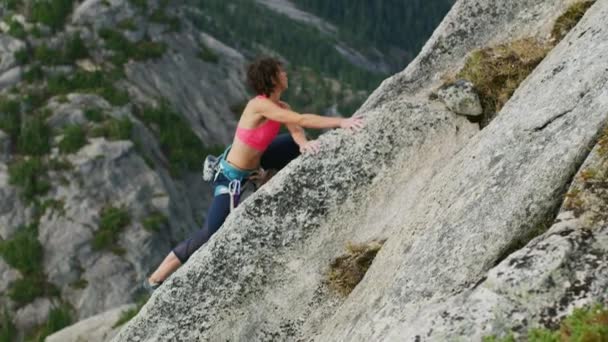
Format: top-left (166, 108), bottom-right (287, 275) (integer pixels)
top-left (204, 146), bottom-right (259, 212)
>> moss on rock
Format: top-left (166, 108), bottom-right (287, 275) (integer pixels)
top-left (326, 240), bottom-right (385, 296)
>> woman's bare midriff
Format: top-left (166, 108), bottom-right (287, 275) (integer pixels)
top-left (225, 137), bottom-right (264, 170)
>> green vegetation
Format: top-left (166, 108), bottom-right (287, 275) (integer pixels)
top-left (99, 28), bottom-right (167, 65)
top-left (18, 115), bottom-right (52, 155)
top-left (64, 33), bottom-right (90, 61)
top-left (69, 278), bottom-right (88, 289)
top-left (485, 304), bottom-right (608, 342)
top-left (142, 211), bottom-right (168, 232)
top-left (197, 43), bottom-right (219, 63)
top-left (32, 34), bottom-right (88, 66)
top-left (0, 223), bottom-right (42, 275)
top-left (7, 18), bottom-right (26, 39)
top-left (552, 1), bottom-right (595, 42)
top-left (27, 304), bottom-right (72, 342)
top-left (23, 64), bottom-right (45, 83)
top-left (326, 240), bottom-right (384, 296)
top-left (0, 307), bottom-right (16, 342)
top-left (291, 0), bottom-right (454, 64)
top-left (47, 70), bottom-right (129, 106)
top-left (34, 44), bottom-right (64, 65)
top-left (564, 127), bottom-right (608, 223)
top-left (483, 334), bottom-right (515, 342)
top-left (8, 276), bottom-right (46, 305)
top-left (41, 198), bottom-right (66, 218)
top-left (90, 117), bottom-right (132, 140)
top-left (149, 7), bottom-right (179, 29)
top-left (128, 0), bottom-right (147, 10)
top-left (30, 0), bottom-right (75, 31)
top-left (84, 107), bottom-right (105, 122)
top-left (47, 157), bottom-right (73, 171)
top-left (0, 224), bottom-right (56, 306)
top-left (117, 18), bottom-right (137, 31)
top-left (59, 124), bottom-right (87, 154)
top-left (452, 1), bottom-right (594, 127)
top-left (8, 158), bottom-right (50, 203)
top-left (3, 0), bottom-right (22, 11)
top-left (0, 97), bottom-right (22, 140)
top-left (191, 0), bottom-right (383, 91)
top-left (92, 206), bottom-right (131, 253)
top-left (13, 48), bottom-right (29, 65)
top-left (455, 38), bottom-right (550, 126)
top-left (135, 103), bottom-right (222, 175)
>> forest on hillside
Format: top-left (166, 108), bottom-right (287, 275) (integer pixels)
top-left (291, 0), bottom-right (456, 67)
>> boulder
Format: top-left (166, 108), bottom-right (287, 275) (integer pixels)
top-left (13, 297), bottom-right (53, 332)
top-left (46, 304), bottom-right (136, 342)
top-left (436, 79), bottom-right (483, 116)
top-left (0, 35), bottom-right (25, 74)
top-left (0, 66), bottom-right (21, 90)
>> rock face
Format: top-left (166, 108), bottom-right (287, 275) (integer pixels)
top-left (115, 0), bottom-right (608, 341)
top-left (39, 138), bottom-right (171, 319)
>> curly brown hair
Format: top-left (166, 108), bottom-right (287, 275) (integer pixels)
top-left (246, 57), bottom-right (283, 97)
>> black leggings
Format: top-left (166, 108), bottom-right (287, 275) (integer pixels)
top-left (172, 134), bottom-right (300, 263)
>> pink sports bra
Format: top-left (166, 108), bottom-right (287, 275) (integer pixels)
top-left (235, 95), bottom-right (281, 152)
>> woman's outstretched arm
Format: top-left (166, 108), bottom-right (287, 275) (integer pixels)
top-left (256, 98), bottom-right (364, 130)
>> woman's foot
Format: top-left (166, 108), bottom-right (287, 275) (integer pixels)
top-left (143, 278), bottom-right (162, 292)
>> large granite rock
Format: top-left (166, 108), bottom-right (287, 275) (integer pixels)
top-left (399, 125), bottom-right (608, 340)
top-left (114, 0), bottom-right (608, 341)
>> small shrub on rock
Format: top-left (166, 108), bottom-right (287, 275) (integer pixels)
top-left (485, 303), bottom-right (608, 342)
top-left (0, 307), bottom-right (17, 342)
top-left (0, 224), bottom-right (55, 306)
top-left (23, 64), bottom-right (45, 83)
top-left (84, 107), bottom-right (105, 122)
top-left (142, 211), bottom-right (168, 232)
top-left (552, 1), bottom-right (596, 42)
top-left (7, 19), bottom-right (26, 39)
top-left (326, 240), bottom-right (385, 296)
top-left (198, 44), bottom-right (219, 63)
top-left (8, 158), bottom-right (50, 203)
top-left (58, 124), bottom-right (87, 154)
top-left (30, 304), bottom-right (72, 341)
top-left (90, 117), bottom-right (132, 141)
top-left (455, 38), bottom-right (550, 127)
top-left (64, 33), bottom-right (89, 61)
top-left (13, 48), bottom-right (30, 65)
top-left (0, 98), bottom-right (22, 139)
top-left (18, 115), bottom-right (51, 155)
top-left (92, 206), bottom-right (131, 253)
top-left (0, 223), bottom-right (42, 275)
top-left (99, 28), bottom-right (167, 63)
top-left (7, 276), bottom-right (46, 305)
top-left (30, 0), bottom-right (74, 32)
